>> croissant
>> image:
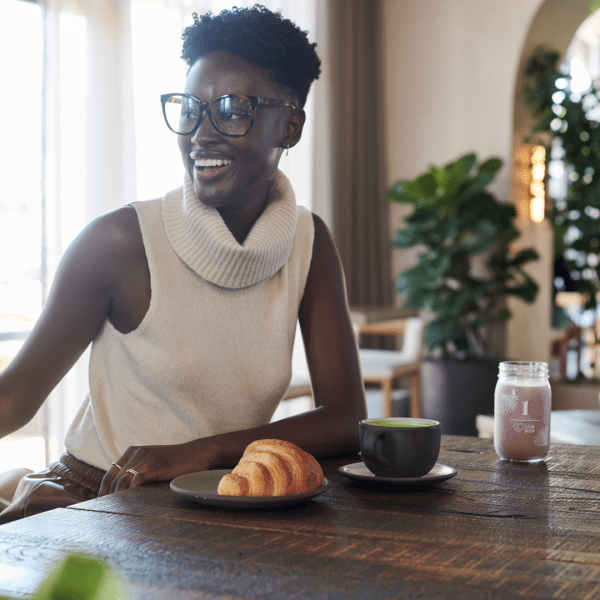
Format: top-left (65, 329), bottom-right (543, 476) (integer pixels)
top-left (217, 439), bottom-right (324, 497)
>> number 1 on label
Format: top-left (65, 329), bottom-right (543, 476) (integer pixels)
top-left (522, 400), bottom-right (529, 417)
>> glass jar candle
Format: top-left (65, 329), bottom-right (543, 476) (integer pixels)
top-left (494, 361), bottom-right (551, 463)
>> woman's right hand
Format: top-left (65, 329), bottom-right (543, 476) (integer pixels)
top-left (0, 206), bottom-right (146, 438)
top-left (98, 440), bottom-right (216, 496)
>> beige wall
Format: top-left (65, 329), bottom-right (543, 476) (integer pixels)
top-left (382, 0), bottom-right (542, 185)
top-left (380, 0), bottom-right (589, 362)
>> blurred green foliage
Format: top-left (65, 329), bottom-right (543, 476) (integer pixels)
top-left (0, 553), bottom-right (128, 600)
top-left (525, 46), bottom-right (600, 309)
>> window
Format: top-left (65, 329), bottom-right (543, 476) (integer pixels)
top-left (0, 0), bottom-right (45, 472)
top-left (0, 0), bottom-right (43, 320)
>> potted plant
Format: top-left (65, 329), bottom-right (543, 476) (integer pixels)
top-left (387, 153), bottom-right (540, 434)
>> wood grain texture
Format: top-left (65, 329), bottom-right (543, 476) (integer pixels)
top-left (1, 436), bottom-right (600, 599)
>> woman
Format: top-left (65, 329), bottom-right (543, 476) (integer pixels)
top-left (0, 5), bottom-right (365, 523)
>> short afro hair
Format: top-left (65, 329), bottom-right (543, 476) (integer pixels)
top-left (181, 4), bottom-right (321, 108)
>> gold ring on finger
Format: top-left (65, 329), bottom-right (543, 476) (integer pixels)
top-left (112, 462), bottom-right (122, 470)
top-left (126, 468), bottom-right (139, 476)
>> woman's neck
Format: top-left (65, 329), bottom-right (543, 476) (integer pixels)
top-left (217, 192), bottom-right (271, 245)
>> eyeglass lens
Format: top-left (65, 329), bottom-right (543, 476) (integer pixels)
top-left (163, 95), bottom-right (254, 136)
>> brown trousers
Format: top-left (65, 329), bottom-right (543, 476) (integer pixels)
top-left (0, 453), bottom-right (105, 525)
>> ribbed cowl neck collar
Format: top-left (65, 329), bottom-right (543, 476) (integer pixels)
top-left (163, 170), bottom-right (298, 289)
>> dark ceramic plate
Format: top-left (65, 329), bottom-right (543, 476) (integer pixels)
top-left (170, 469), bottom-right (330, 508)
top-left (338, 461), bottom-right (457, 485)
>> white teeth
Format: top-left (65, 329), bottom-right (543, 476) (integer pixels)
top-left (194, 158), bottom-right (233, 168)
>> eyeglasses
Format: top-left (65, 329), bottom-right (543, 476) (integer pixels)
top-left (160, 93), bottom-right (297, 137)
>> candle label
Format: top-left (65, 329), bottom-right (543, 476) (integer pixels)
top-left (495, 382), bottom-right (551, 462)
top-left (503, 391), bottom-right (537, 434)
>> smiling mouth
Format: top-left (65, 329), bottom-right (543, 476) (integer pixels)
top-left (193, 157), bottom-right (233, 180)
top-left (194, 158), bottom-right (233, 169)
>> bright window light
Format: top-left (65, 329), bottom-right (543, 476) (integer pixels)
top-left (570, 56), bottom-right (592, 93)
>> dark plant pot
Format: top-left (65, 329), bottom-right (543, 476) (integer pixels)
top-left (420, 358), bottom-right (500, 436)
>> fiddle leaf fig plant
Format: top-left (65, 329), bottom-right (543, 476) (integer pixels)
top-left (387, 152), bottom-right (540, 359)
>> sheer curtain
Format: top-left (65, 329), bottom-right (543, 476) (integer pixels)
top-left (40, 0), bottom-right (322, 462)
top-left (328, 0), bottom-right (392, 312)
top-left (41, 0), bottom-right (137, 463)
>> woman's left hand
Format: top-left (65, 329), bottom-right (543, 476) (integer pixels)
top-left (99, 443), bottom-right (210, 496)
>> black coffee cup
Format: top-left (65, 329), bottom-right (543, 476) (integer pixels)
top-left (359, 417), bottom-right (441, 478)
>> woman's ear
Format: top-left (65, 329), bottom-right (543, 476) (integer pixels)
top-left (283, 109), bottom-right (306, 150)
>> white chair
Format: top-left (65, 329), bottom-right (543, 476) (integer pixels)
top-left (357, 317), bottom-right (425, 418)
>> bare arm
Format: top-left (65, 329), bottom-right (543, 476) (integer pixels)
top-left (0, 207), bottom-right (143, 437)
top-left (101, 213), bottom-right (367, 494)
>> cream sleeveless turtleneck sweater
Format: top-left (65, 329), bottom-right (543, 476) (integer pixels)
top-left (64, 171), bottom-right (314, 471)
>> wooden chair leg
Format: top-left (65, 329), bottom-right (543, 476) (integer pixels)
top-left (409, 373), bottom-right (420, 418)
top-left (381, 379), bottom-right (393, 417)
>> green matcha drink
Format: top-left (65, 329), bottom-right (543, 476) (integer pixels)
top-left (366, 419), bottom-right (433, 428)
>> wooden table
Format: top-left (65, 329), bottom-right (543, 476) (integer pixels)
top-left (1, 436), bottom-right (600, 599)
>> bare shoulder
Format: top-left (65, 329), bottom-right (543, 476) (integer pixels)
top-left (310, 212), bottom-right (333, 246)
top-left (299, 213), bottom-right (347, 319)
top-left (68, 206), bottom-right (145, 284)
top-left (306, 213), bottom-right (344, 287)
top-left (84, 205), bottom-right (144, 258)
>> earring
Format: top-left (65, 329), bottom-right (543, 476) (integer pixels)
top-left (286, 144), bottom-right (290, 157)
